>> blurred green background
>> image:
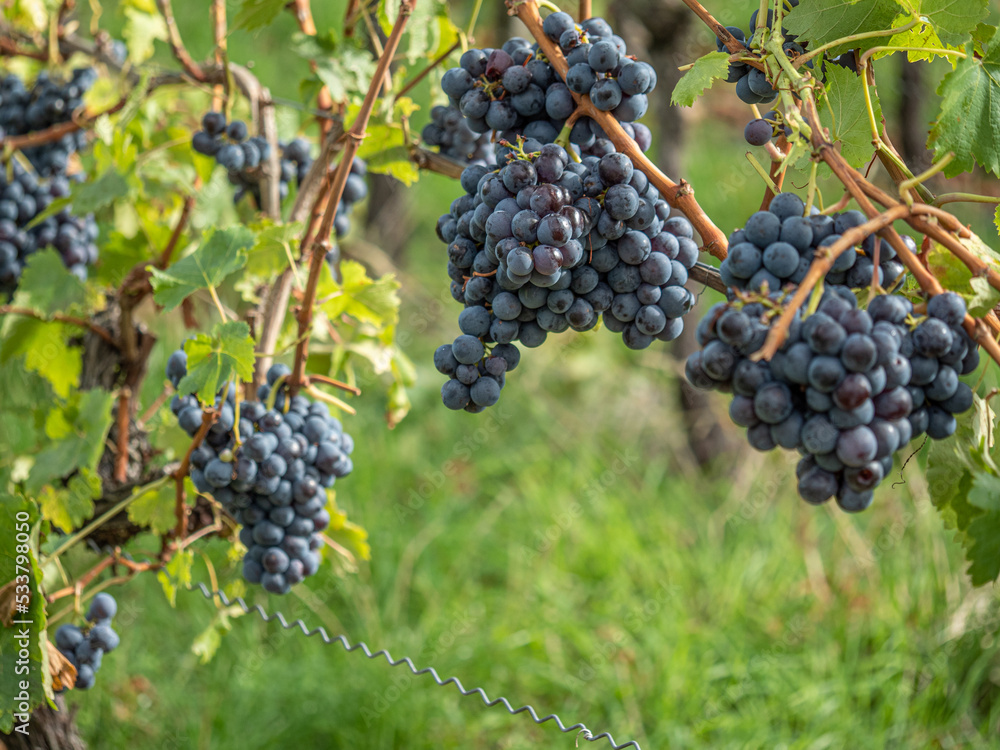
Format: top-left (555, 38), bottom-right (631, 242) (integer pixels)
top-left (52, 0), bottom-right (1000, 748)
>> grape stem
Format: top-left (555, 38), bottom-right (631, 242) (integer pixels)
top-left (0, 34), bottom-right (48, 60)
top-left (253, 116), bottom-right (348, 392)
top-left (173, 409), bottom-right (219, 540)
top-left (689, 262), bottom-right (727, 294)
top-left (933, 193), bottom-right (1000, 208)
top-left (791, 19), bottom-right (920, 69)
top-left (114, 388), bottom-right (131, 483)
top-left (0, 305), bottom-right (117, 345)
top-left (676, 0), bottom-right (757, 62)
top-left (46, 475), bottom-right (173, 564)
top-left (289, 0), bottom-right (418, 395)
top-left (802, 97), bottom-right (1000, 369)
top-left (752, 204), bottom-right (912, 362)
top-left (745, 150), bottom-right (780, 194)
top-left (291, 0), bottom-right (317, 35)
top-left (396, 39), bottom-right (462, 103)
top-left (211, 0), bottom-right (230, 115)
top-left (306, 373), bottom-right (362, 395)
top-left (155, 0), bottom-right (207, 81)
top-left (0, 94), bottom-right (128, 151)
top-left (508, 0), bottom-right (730, 258)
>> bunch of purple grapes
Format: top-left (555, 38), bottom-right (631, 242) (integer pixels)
top-left (434, 143), bottom-right (699, 413)
top-left (717, 193), bottom-right (908, 293)
top-left (440, 14), bottom-right (655, 155)
top-left (421, 105), bottom-right (496, 166)
top-left (686, 281), bottom-right (978, 511)
top-left (542, 12), bottom-right (656, 124)
top-left (166, 353), bottom-right (355, 594)
top-left (192, 112), bottom-right (313, 206)
top-left (55, 593), bottom-right (120, 691)
top-left (0, 68), bottom-right (95, 175)
top-left (0, 160), bottom-right (98, 293)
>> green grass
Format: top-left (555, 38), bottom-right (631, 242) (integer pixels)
top-left (52, 2), bottom-right (1000, 747)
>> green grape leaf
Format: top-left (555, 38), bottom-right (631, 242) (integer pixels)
top-left (149, 226), bottom-right (254, 311)
top-left (10, 250), bottom-right (88, 315)
top-left (967, 277), bottom-right (1000, 318)
top-left (964, 472), bottom-right (1000, 584)
top-left (783, 0), bottom-right (901, 55)
top-left (25, 389), bottom-right (114, 493)
top-left (319, 261), bottom-right (401, 328)
top-left (671, 51), bottom-right (730, 107)
top-left (818, 64), bottom-right (882, 168)
top-left (0, 495), bottom-right (50, 734)
top-left (359, 132), bottom-right (419, 185)
top-left (94, 229), bottom-right (155, 289)
top-left (926, 395), bottom-right (1000, 584)
top-left (122, 6), bottom-right (167, 64)
top-left (38, 470), bottom-right (100, 533)
top-left (69, 169), bottom-right (133, 214)
top-left (235, 220), bottom-right (303, 302)
top-left (157, 548), bottom-right (194, 607)
top-left (971, 22), bottom-right (997, 54)
top-left (0, 320), bottom-right (82, 398)
top-left (127, 480), bottom-right (178, 536)
top-left (294, 35), bottom-right (376, 104)
top-left (0, 360), bottom-right (51, 458)
top-left (909, 0), bottom-right (991, 47)
top-left (234, 0), bottom-right (288, 31)
top-left (177, 321), bottom-right (255, 404)
top-left (928, 38), bottom-right (1000, 177)
top-left (925, 244), bottom-right (1000, 316)
top-left (994, 204), bottom-right (1000, 238)
top-left (352, 98), bottom-right (421, 185)
top-left (927, 435), bottom-right (978, 534)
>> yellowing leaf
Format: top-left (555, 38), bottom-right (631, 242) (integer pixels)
top-left (38, 470), bottom-right (100, 533)
top-left (319, 261), bottom-right (401, 328)
top-left (0, 320), bottom-right (82, 397)
top-left (127, 481), bottom-right (178, 535)
top-left (157, 548), bottom-right (194, 606)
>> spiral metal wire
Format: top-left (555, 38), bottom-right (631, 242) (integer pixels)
top-left (192, 582), bottom-right (641, 749)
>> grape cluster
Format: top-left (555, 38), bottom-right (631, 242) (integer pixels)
top-left (421, 105), bottom-right (495, 166)
top-left (0, 160), bottom-right (99, 293)
top-left (434, 143), bottom-right (699, 412)
top-left (192, 111), bottom-right (314, 207)
top-left (55, 593), bottom-right (120, 691)
top-left (166, 352), bottom-right (355, 594)
top-left (687, 287), bottom-right (977, 511)
top-left (718, 193), bottom-right (907, 293)
top-left (543, 12), bottom-right (656, 123)
top-left (436, 338), bottom-right (520, 412)
top-left (441, 14), bottom-right (655, 154)
top-left (0, 69), bottom-right (95, 175)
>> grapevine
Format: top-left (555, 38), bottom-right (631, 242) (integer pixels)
top-left (2, 0), bottom-right (1000, 746)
